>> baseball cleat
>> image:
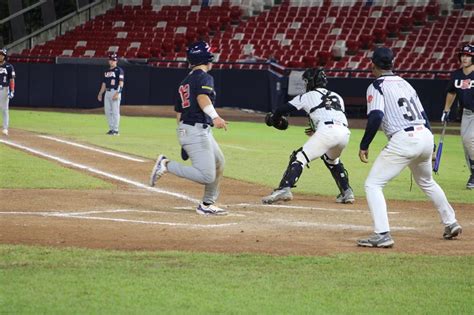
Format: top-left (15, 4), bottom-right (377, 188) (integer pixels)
top-left (357, 233), bottom-right (394, 248)
top-left (336, 188), bottom-right (355, 204)
top-left (262, 187), bottom-right (293, 204)
top-left (466, 175), bottom-right (474, 190)
top-left (149, 154), bottom-right (168, 186)
top-left (106, 130), bottom-right (114, 135)
top-left (443, 222), bottom-right (462, 240)
top-left (2, 129), bottom-right (8, 136)
top-left (196, 203), bottom-right (228, 216)
top-left (112, 130), bottom-right (119, 136)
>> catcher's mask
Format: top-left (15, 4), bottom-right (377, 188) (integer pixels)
top-left (458, 44), bottom-right (474, 64)
top-left (302, 68), bottom-right (328, 92)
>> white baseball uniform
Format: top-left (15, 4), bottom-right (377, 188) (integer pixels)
top-left (364, 75), bottom-right (457, 233)
top-left (289, 88), bottom-right (350, 164)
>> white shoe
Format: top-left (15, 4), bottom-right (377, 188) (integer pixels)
top-left (2, 129), bottom-right (8, 136)
top-left (196, 203), bottom-right (228, 216)
top-left (262, 187), bottom-right (293, 204)
top-left (336, 188), bottom-right (355, 204)
top-left (149, 155), bottom-right (168, 186)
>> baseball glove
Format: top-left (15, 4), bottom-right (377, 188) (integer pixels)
top-left (265, 112), bottom-right (288, 130)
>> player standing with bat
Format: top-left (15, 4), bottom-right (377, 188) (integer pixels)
top-left (441, 44), bottom-right (474, 189)
top-left (357, 47), bottom-right (462, 248)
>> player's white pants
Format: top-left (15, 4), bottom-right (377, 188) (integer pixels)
top-left (167, 122), bottom-right (225, 205)
top-left (461, 108), bottom-right (474, 174)
top-left (299, 121), bottom-right (350, 164)
top-left (104, 90), bottom-right (121, 132)
top-left (365, 126), bottom-right (457, 233)
top-left (0, 87), bottom-right (9, 130)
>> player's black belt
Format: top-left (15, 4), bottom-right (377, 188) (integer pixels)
top-left (403, 125), bottom-right (425, 132)
top-left (324, 121), bottom-right (347, 127)
top-left (182, 121), bottom-right (209, 129)
top-left (106, 88), bottom-right (117, 91)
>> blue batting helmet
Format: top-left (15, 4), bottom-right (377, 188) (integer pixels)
top-left (109, 52), bottom-right (118, 61)
top-left (458, 44), bottom-right (474, 62)
top-left (186, 41), bottom-right (214, 66)
top-left (0, 48), bottom-right (7, 57)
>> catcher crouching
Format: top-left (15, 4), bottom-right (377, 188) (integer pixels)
top-left (262, 68), bottom-right (354, 204)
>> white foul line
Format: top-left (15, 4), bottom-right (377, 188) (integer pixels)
top-left (0, 139), bottom-right (199, 203)
top-left (38, 135), bottom-right (146, 162)
top-left (231, 203), bottom-right (399, 214)
top-left (0, 209), bottom-right (236, 228)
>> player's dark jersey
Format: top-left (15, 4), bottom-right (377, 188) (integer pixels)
top-left (0, 62), bottom-right (15, 87)
top-left (175, 69), bottom-right (216, 125)
top-left (102, 66), bottom-right (124, 89)
top-left (446, 68), bottom-right (474, 111)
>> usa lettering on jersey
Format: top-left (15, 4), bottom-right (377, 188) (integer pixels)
top-left (454, 79), bottom-right (473, 89)
top-left (105, 72), bottom-right (116, 78)
top-left (0, 68), bottom-right (6, 75)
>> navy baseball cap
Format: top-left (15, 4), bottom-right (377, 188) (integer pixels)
top-left (0, 48), bottom-right (6, 56)
top-left (371, 47), bottom-right (394, 70)
top-left (109, 53), bottom-right (118, 61)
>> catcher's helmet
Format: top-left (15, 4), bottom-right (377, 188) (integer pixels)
top-left (302, 68), bottom-right (328, 91)
top-left (0, 48), bottom-right (7, 57)
top-left (371, 47), bottom-right (394, 70)
top-left (458, 44), bottom-right (474, 62)
top-left (186, 41), bottom-right (214, 67)
top-left (108, 53), bottom-right (118, 61)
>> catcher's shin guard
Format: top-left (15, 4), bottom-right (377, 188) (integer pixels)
top-left (322, 154), bottom-right (351, 194)
top-left (277, 148), bottom-right (307, 189)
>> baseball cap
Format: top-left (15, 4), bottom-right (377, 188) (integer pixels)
top-left (0, 48), bottom-right (7, 56)
top-left (109, 53), bottom-right (118, 61)
top-left (371, 47), bottom-right (394, 70)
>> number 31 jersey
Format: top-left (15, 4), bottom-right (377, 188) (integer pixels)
top-left (366, 74), bottom-right (426, 137)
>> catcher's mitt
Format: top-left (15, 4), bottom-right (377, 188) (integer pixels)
top-left (265, 112), bottom-right (288, 130)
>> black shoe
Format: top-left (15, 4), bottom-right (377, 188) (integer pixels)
top-left (467, 175), bottom-right (474, 190)
top-left (106, 130), bottom-right (114, 135)
top-left (112, 130), bottom-right (119, 136)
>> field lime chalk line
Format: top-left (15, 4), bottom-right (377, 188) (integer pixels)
top-left (1, 139), bottom-right (416, 231)
top-left (0, 209), bottom-right (236, 228)
top-left (0, 139), bottom-right (198, 203)
top-left (38, 135), bottom-right (146, 162)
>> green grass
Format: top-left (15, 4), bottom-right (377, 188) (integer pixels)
top-left (1, 245), bottom-right (473, 314)
top-left (5, 109), bottom-right (472, 202)
top-left (0, 144), bottom-right (113, 189)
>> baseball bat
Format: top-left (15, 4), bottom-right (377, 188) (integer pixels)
top-left (433, 120), bottom-right (447, 173)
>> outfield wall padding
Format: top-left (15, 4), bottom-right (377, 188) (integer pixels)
top-left (10, 63), bottom-right (449, 120)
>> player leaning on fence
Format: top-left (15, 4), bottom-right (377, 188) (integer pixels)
top-left (0, 48), bottom-right (15, 136)
top-left (357, 47), bottom-right (462, 248)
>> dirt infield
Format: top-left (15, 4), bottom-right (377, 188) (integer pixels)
top-left (0, 107), bottom-right (471, 255)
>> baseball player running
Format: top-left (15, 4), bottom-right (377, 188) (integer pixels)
top-left (357, 47), bottom-right (462, 248)
top-left (442, 43), bottom-right (474, 189)
top-left (0, 48), bottom-right (15, 136)
top-left (97, 53), bottom-right (124, 135)
top-left (262, 68), bottom-right (354, 204)
top-left (149, 41), bottom-right (228, 216)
